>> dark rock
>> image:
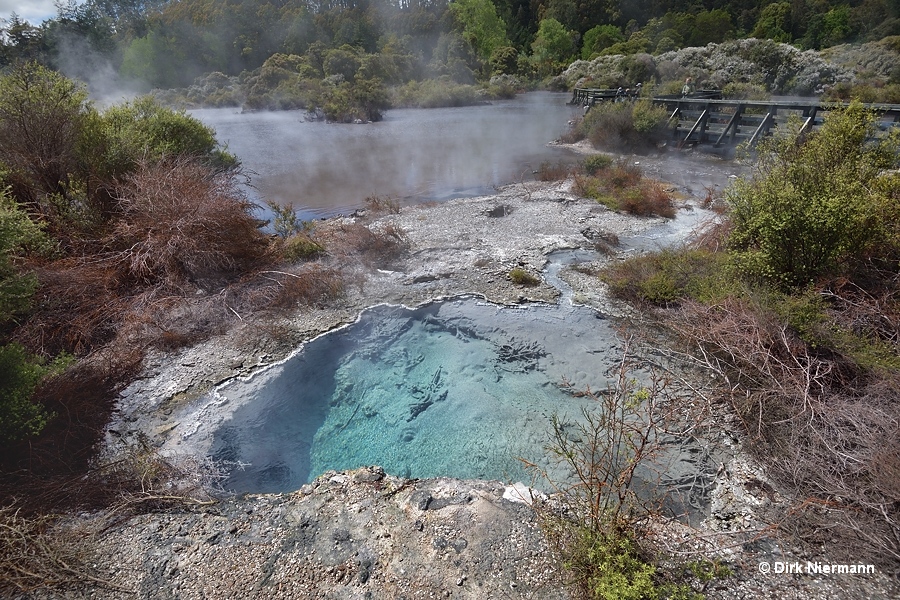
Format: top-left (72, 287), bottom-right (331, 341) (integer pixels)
top-left (451, 538), bottom-right (468, 553)
top-left (332, 528), bottom-right (351, 542)
top-left (358, 558), bottom-right (372, 583)
top-left (486, 205), bottom-right (513, 217)
top-left (412, 273), bottom-right (441, 283)
top-left (354, 466), bottom-right (385, 483)
top-left (411, 491), bottom-right (433, 511)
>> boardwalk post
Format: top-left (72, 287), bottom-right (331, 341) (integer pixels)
top-left (714, 103), bottom-right (744, 147)
top-left (749, 106), bottom-right (777, 147)
top-left (681, 105), bottom-right (710, 148)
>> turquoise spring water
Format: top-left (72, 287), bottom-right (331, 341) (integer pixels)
top-left (210, 280), bottom-right (629, 493)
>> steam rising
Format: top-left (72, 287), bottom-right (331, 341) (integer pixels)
top-left (192, 93), bottom-right (582, 219)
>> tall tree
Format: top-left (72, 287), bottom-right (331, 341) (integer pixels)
top-left (0, 63), bottom-right (91, 206)
top-left (448, 0), bottom-right (510, 62)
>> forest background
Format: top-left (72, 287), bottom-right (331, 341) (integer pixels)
top-left (2, 0), bottom-right (899, 117)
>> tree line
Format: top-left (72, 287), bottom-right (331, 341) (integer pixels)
top-left (1, 0), bottom-right (898, 93)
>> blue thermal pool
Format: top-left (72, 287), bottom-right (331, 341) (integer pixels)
top-left (208, 287), bottom-right (628, 493)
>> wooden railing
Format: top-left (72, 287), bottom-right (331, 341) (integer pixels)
top-left (569, 89), bottom-right (900, 151)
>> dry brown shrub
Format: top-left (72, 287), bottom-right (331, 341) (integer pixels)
top-left (0, 440), bottom-right (218, 596)
top-left (249, 266), bottom-right (345, 310)
top-left (602, 160), bottom-right (643, 190)
top-left (671, 298), bottom-right (900, 566)
top-left (111, 158), bottom-right (266, 286)
top-left (317, 221), bottom-right (409, 267)
top-left (16, 158), bottom-right (269, 358)
top-left (22, 260), bottom-right (131, 356)
top-left (619, 182), bottom-right (675, 218)
top-left (363, 194), bottom-right (400, 215)
top-left (691, 219), bottom-right (731, 253)
top-left (823, 279), bottom-right (900, 351)
top-left (537, 161), bottom-right (572, 181)
top-left (0, 507), bottom-right (109, 595)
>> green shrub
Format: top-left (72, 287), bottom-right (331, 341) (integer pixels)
top-left (582, 154), bottom-right (613, 175)
top-left (578, 100), bottom-right (668, 153)
top-left (509, 267), bottom-right (539, 286)
top-left (0, 190), bottom-right (48, 320)
top-left (0, 344), bottom-right (69, 442)
top-left (601, 248), bottom-right (736, 306)
top-left (727, 102), bottom-right (900, 288)
top-left (99, 97), bottom-right (237, 173)
top-left (823, 82), bottom-right (900, 104)
top-left (631, 99), bottom-right (669, 134)
top-left (569, 527), bottom-right (659, 600)
top-left (389, 79), bottom-right (482, 108)
top-left (722, 82), bottom-right (769, 101)
top-left (283, 234), bottom-right (324, 262)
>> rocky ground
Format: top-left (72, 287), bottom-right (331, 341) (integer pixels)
top-left (24, 151), bottom-right (900, 599)
top-left (50, 468), bottom-right (565, 600)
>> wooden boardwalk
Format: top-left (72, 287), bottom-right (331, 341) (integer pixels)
top-left (569, 88), bottom-right (900, 153)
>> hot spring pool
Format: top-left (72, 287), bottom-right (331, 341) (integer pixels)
top-left (208, 292), bottom-right (626, 493)
top-left (184, 250), bottom-right (713, 511)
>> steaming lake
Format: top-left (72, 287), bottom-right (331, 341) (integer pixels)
top-left (191, 92), bottom-right (581, 220)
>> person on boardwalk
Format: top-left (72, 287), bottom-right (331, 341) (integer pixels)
top-left (682, 77), bottom-right (693, 97)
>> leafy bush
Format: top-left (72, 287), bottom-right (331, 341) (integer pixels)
top-left (509, 267), bottom-right (540, 285)
top-left (601, 248), bottom-right (735, 306)
top-left (267, 201), bottom-right (305, 238)
top-left (576, 101), bottom-right (668, 153)
top-left (823, 81), bottom-right (900, 104)
top-left (389, 78), bottom-right (483, 108)
top-left (282, 234), bottom-right (324, 262)
top-left (721, 82), bottom-right (768, 100)
top-left (0, 191), bottom-right (63, 443)
top-left (567, 527), bottom-right (658, 600)
top-left (727, 103), bottom-right (900, 288)
top-left (98, 96), bottom-right (237, 174)
top-left (0, 63), bottom-right (91, 206)
top-left (582, 154), bottom-right (613, 174)
top-left (0, 344), bottom-right (69, 443)
top-left (631, 99), bottom-right (668, 135)
top-left (321, 77), bottom-right (389, 122)
top-left (0, 190), bottom-right (47, 320)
